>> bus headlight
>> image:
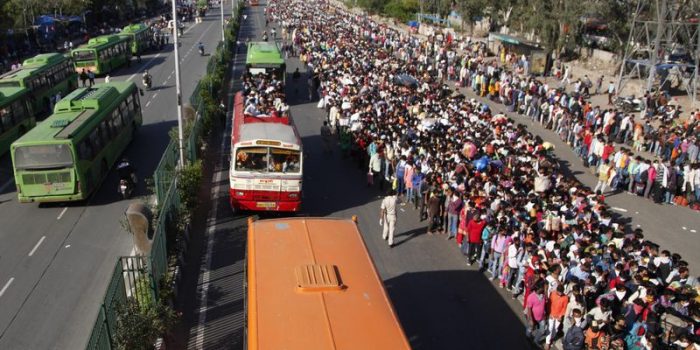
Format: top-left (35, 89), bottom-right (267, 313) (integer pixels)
top-left (288, 193), bottom-right (298, 199)
top-left (236, 191), bottom-right (244, 197)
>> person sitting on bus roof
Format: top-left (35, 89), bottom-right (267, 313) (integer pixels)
top-left (243, 101), bottom-right (260, 116)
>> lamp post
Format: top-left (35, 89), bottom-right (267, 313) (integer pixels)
top-left (221, 0), bottom-right (225, 43)
top-left (171, 0), bottom-right (185, 167)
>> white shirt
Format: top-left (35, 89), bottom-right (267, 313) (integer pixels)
top-left (381, 195), bottom-right (398, 217)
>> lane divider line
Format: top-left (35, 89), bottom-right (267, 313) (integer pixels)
top-left (57, 207), bottom-right (68, 220)
top-left (28, 236), bottom-right (47, 257)
top-left (0, 278), bottom-right (14, 298)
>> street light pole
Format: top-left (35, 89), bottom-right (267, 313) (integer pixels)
top-left (171, 0), bottom-right (185, 167)
top-left (221, 0), bottom-right (225, 42)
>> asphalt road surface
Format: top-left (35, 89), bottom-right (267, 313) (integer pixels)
top-left (181, 2), bottom-right (700, 350)
top-left (181, 3), bottom-right (531, 350)
top-left (0, 6), bottom-right (231, 349)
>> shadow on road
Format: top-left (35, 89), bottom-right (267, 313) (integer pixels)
top-left (385, 270), bottom-right (533, 350)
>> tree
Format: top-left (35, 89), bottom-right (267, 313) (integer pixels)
top-left (455, 0), bottom-right (486, 34)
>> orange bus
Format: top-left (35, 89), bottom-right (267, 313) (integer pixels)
top-left (245, 217), bottom-right (411, 350)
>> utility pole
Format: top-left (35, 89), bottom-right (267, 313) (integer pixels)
top-left (221, 0), bottom-right (225, 44)
top-left (171, 0), bottom-right (185, 167)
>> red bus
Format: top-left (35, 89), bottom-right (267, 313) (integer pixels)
top-left (229, 92), bottom-right (302, 213)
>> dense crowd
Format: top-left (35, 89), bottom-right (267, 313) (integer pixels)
top-left (266, 0), bottom-right (700, 349)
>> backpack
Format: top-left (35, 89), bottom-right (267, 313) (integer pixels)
top-left (562, 325), bottom-right (585, 350)
top-left (625, 323), bottom-right (647, 350)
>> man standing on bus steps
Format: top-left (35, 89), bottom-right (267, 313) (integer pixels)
top-left (380, 189), bottom-right (398, 248)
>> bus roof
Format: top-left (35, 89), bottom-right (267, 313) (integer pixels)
top-left (14, 82), bottom-right (134, 143)
top-left (0, 53), bottom-right (67, 86)
top-left (121, 23), bottom-right (149, 34)
top-left (246, 41), bottom-right (285, 66)
top-left (247, 217), bottom-right (411, 350)
top-left (0, 87), bottom-right (28, 106)
top-left (22, 53), bottom-right (67, 68)
top-left (74, 34), bottom-right (128, 50)
top-left (238, 123), bottom-right (299, 146)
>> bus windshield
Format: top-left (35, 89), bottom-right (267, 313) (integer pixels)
top-left (14, 144), bottom-right (74, 170)
top-left (73, 50), bottom-right (96, 61)
top-left (234, 147), bottom-right (300, 173)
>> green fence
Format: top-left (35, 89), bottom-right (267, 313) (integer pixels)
top-left (86, 5), bottom-right (240, 348)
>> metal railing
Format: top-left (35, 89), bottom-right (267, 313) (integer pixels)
top-left (85, 7), bottom-right (241, 348)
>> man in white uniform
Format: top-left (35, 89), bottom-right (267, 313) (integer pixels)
top-left (380, 189), bottom-right (398, 247)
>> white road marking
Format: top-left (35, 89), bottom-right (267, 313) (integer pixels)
top-left (611, 207), bottom-right (628, 213)
top-left (194, 130), bottom-right (226, 348)
top-left (28, 236), bottom-right (47, 257)
top-left (0, 278), bottom-right (14, 298)
top-left (682, 226), bottom-right (688, 230)
top-left (145, 101), bottom-right (152, 108)
top-left (195, 18), bottom-right (236, 346)
top-left (57, 207), bottom-right (68, 220)
top-left (152, 93), bottom-right (159, 99)
top-left (692, 229), bottom-right (697, 233)
top-left (64, 244), bottom-right (71, 248)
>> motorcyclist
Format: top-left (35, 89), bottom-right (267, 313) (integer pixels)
top-left (142, 70), bottom-right (152, 88)
top-left (116, 157), bottom-right (137, 186)
top-left (198, 42), bottom-right (204, 55)
top-left (262, 31), bottom-right (268, 42)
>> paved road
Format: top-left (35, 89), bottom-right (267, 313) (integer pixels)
top-left (180, 3), bottom-right (700, 350)
top-left (0, 6), bottom-right (231, 349)
top-left (180, 3), bottom-right (531, 350)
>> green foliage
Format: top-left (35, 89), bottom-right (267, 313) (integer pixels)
top-left (114, 299), bottom-right (177, 350)
top-left (177, 160), bottom-right (203, 219)
top-left (383, 0), bottom-right (419, 23)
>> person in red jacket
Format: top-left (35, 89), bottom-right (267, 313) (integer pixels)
top-left (465, 212), bottom-right (487, 265)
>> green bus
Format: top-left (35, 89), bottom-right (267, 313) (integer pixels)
top-left (0, 87), bottom-right (34, 156)
top-left (0, 53), bottom-right (79, 116)
top-left (120, 23), bottom-right (153, 56)
top-left (71, 35), bottom-right (132, 76)
top-left (246, 41), bottom-right (286, 81)
top-left (11, 82), bottom-right (142, 203)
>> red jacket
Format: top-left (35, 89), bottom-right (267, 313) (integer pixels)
top-left (466, 219), bottom-right (486, 244)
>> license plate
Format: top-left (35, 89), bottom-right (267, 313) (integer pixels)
top-left (256, 202), bottom-right (276, 209)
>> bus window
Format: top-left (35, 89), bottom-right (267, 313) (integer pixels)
top-left (235, 147), bottom-right (267, 171)
top-left (270, 148), bottom-right (300, 173)
top-left (0, 106), bottom-right (14, 130)
top-left (78, 141), bottom-right (92, 160)
top-left (12, 101), bottom-right (27, 122)
top-left (13, 144), bottom-right (74, 170)
top-left (73, 51), bottom-right (96, 61)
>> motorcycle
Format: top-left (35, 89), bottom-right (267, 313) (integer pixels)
top-left (198, 46), bottom-right (205, 56)
top-left (118, 172), bottom-right (138, 199)
top-left (118, 178), bottom-right (133, 199)
top-left (142, 76), bottom-right (152, 90)
top-left (614, 95), bottom-right (644, 113)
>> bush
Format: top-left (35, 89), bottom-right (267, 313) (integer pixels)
top-left (115, 299), bottom-right (177, 350)
top-left (177, 160), bottom-right (203, 220)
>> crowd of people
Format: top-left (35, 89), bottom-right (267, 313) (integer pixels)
top-left (466, 53), bottom-right (700, 208)
top-left (267, 0), bottom-right (700, 349)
